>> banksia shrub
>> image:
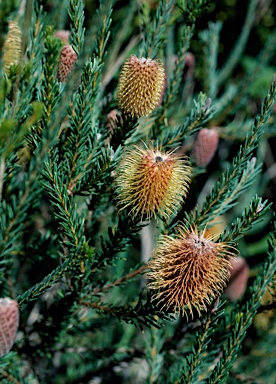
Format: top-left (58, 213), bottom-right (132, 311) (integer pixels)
top-left (3, 20), bottom-right (22, 76)
top-left (192, 127), bottom-right (219, 167)
top-left (1, 0), bottom-right (276, 382)
top-left (115, 145), bottom-right (191, 219)
top-left (0, 299), bottom-right (19, 357)
top-left (57, 43), bottom-right (77, 82)
top-left (117, 55), bottom-right (165, 117)
top-left (147, 225), bottom-right (236, 317)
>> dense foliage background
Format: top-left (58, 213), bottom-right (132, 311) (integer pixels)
top-left (0, 0), bottom-right (275, 383)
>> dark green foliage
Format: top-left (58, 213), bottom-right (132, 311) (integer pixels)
top-left (0, 0), bottom-right (275, 383)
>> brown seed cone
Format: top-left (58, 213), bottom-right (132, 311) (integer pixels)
top-left (3, 21), bottom-right (22, 76)
top-left (147, 225), bottom-right (236, 317)
top-left (57, 44), bottom-right (77, 82)
top-left (117, 55), bottom-right (165, 118)
top-left (115, 145), bottom-right (191, 220)
top-left (192, 128), bottom-right (219, 167)
top-left (0, 298), bottom-right (19, 357)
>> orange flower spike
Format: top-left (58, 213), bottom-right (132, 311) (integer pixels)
top-left (147, 225), bottom-right (236, 317)
top-left (117, 55), bottom-right (165, 117)
top-left (115, 145), bottom-right (191, 220)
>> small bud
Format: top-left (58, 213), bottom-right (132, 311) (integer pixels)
top-left (225, 257), bottom-right (249, 301)
top-left (55, 30), bottom-right (70, 44)
top-left (115, 144), bottom-right (191, 219)
top-left (203, 97), bottom-right (212, 110)
top-left (3, 21), bottom-right (22, 76)
top-left (192, 128), bottom-right (219, 167)
top-left (0, 298), bottom-right (19, 357)
top-left (183, 52), bottom-right (195, 77)
top-left (249, 156), bottom-right (256, 168)
top-left (107, 109), bottom-right (118, 122)
top-left (117, 55), bottom-right (165, 117)
top-left (147, 225), bottom-right (236, 317)
top-left (256, 202), bottom-right (264, 214)
top-left (57, 44), bottom-right (77, 82)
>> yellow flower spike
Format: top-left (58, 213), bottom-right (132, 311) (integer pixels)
top-left (147, 225), bottom-right (236, 318)
top-left (3, 21), bottom-right (22, 76)
top-left (115, 144), bottom-right (191, 220)
top-left (117, 55), bottom-right (165, 118)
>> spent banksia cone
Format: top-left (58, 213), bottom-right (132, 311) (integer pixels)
top-left (0, 298), bottom-right (19, 357)
top-left (117, 55), bottom-right (165, 117)
top-left (3, 21), bottom-right (22, 76)
top-left (147, 225), bottom-right (236, 317)
top-left (57, 44), bottom-right (78, 82)
top-left (115, 145), bottom-right (191, 219)
top-left (192, 128), bottom-right (219, 167)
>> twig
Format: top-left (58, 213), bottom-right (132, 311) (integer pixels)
top-left (92, 264), bottom-right (147, 295)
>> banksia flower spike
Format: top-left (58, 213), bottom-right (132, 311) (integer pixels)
top-left (147, 225), bottom-right (236, 317)
top-left (115, 144), bottom-right (191, 220)
top-left (3, 21), bottom-right (22, 76)
top-left (57, 44), bottom-right (78, 82)
top-left (192, 127), bottom-right (219, 167)
top-left (0, 298), bottom-right (19, 357)
top-left (117, 55), bottom-right (165, 117)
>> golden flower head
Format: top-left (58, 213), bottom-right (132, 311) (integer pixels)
top-left (57, 44), bottom-right (77, 82)
top-left (3, 21), bottom-right (22, 76)
top-left (147, 225), bottom-right (236, 317)
top-left (117, 55), bottom-right (165, 118)
top-left (115, 144), bottom-right (191, 220)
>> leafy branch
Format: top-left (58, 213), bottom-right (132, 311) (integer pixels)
top-left (186, 79), bottom-right (276, 229)
top-left (206, 221), bottom-right (276, 384)
top-left (162, 93), bottom-right (214, 148)
top-left (80, 293), bottom-right (172, 329)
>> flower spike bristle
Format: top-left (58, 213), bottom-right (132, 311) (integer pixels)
top-left (115, 144), bottom-right (191, 220)
top-left (147, 224), bottom-right (236, 318)
top-left (117, 55), bottom-right (165, 118)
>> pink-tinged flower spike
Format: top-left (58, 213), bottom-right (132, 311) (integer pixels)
top-left (225, 257), bottom-right (249, 301)
top-left (0, 298), bottom-right (19, 357)
top-left (115, 144), bottom-right (191, 220)
top-left (117, 55), bottom-right (165, 118)
top-left (3, 21), bottom-right (22, 76)
top-left (57, 44), bottom-right (78, 82)
top-left (192, 128), bottom-right (219, 167)
top-left (147, 225), bottom-right (236, 318)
